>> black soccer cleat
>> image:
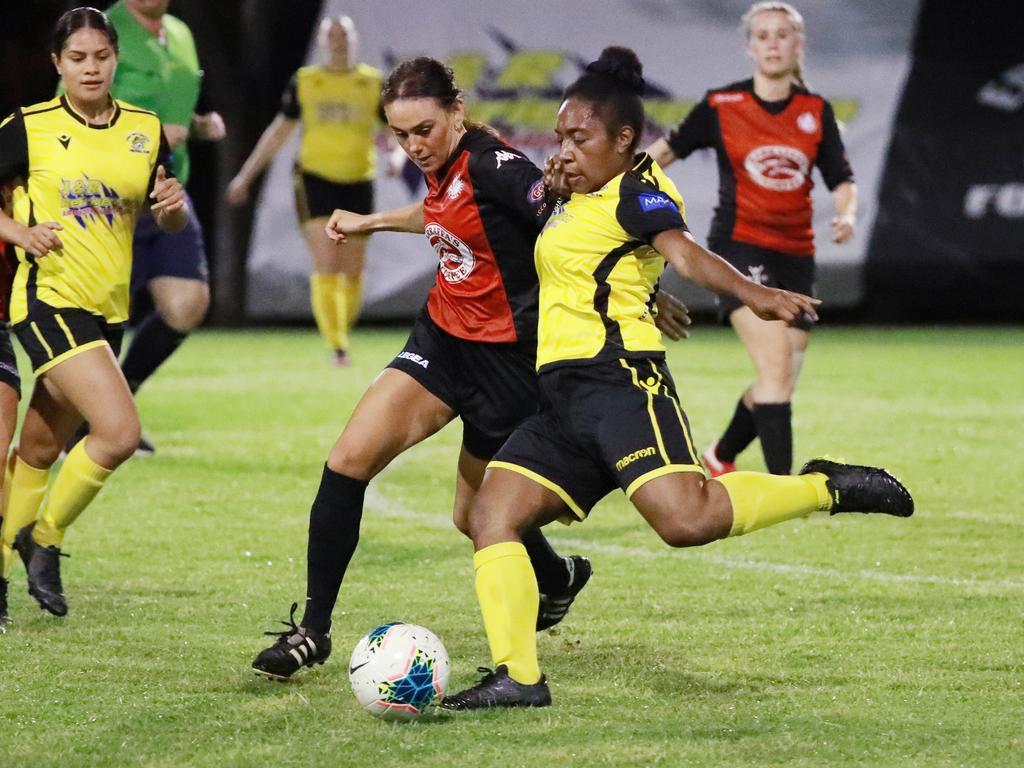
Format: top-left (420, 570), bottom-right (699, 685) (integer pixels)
top-left (0, 577), bottom-right (10, 632)
top-left (441, 665), bottom-right (552, 711)
top-left (252, 602), bottom-right (332, 681)
top-left (800, 458), bottom-right (914, 517)
top-left (15, 524), bottom-right (69, 616)
top-left (134, 434), bottom-right (156, 457)
top-left (537, 555), bottom-right (592, 631)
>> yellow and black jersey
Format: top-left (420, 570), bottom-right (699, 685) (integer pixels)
top-left (0, 96), bottom-right (171, 324)
top-left (280, 64), bottom-right (383, 183)
top-left (534, 154), bottom-right (688, 371)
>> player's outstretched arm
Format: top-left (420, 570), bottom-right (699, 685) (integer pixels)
top-left (643, 138), bottom-right (677, 169)
top-left (325, 201), bottom-right (425, 243)
top-left (653, 228), bottom-right (820, 327)
top-left (225, 114), bottom-right (299, 205)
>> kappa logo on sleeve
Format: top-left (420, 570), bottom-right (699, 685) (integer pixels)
top-left (494, 150), bottom-right (522, 168)
top-left (638, 193), bottom-right (677, 213)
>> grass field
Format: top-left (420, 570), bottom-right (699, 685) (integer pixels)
top-left (0, 325), bottom-right (1021, 767)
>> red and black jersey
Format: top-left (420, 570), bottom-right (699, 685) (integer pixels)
top-left (422, 128), bottom-right (551, 346)
top-left (668, 78), bottom-right (853, 256)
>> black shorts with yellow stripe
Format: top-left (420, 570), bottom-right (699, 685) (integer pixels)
top-left (490, 356), bottom-right (705, 521)
top-left (295, 171), bottom-right (374, 222)
top-left (13, 301), bottom-right (124, 375)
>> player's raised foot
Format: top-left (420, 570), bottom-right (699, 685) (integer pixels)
top-left (331, 349), bottom-right (350, 368)
top-left (0, 577), bottom-right (10, 632)
top-left (537, 555), bottom-right (592, 631)
top-left (15, 524), bottom-right (69, 617)
top-left (441, 665), bottom-right (551, 711)
top-left (134, 434), bottom-right (156, 456)
top-left (703, 442), bottom-right (736, 478)
top-left (800, 458), bottom-right (914, 517)
top-left (252, 602), bottom-right (332, 681)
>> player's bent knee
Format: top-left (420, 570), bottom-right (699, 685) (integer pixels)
top-left (160, 287), bottom-right (210, 333)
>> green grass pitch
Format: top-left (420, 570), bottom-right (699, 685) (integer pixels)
top-left (1, 325), bottom-right (1021, 767)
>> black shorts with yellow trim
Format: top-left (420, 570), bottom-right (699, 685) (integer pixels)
top-left (13, 301), bottom-right (124, 375)
top-left (0, 326), bottom-right (20, 396)
top-left (710, 238), bottom-right (816, 332)
top-left (387, 307), bottom-right (539, 460)
top-left (294, 170), bottom-right (374, 222)
top-left (490, 356), bottom-right (705, 521)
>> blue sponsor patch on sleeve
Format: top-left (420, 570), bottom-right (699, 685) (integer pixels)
top-left (638, 193), bottom-right (678, 213)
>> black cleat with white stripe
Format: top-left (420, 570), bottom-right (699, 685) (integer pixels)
top-left (537, 555), bottom-right (592, 631)
top-left (252, 602), bottom-right (331, 681)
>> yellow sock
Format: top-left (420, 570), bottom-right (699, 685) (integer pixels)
top-left (1, 448), bottom-right (16, 518)
top-left (310, 273), bottom-right (343, 351)
top-left (1, 455), bottom-right (50, 578)
top-left (33, 440), bottom-right (113, 548)
top-left (342, 273), bottom-right (363, 327)
top-left (474, 541), bottom-right (541, 684)
top-left (718, 471), bottom-right (832, 537)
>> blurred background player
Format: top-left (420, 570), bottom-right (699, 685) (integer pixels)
top-left (646, 1), bottom-right (857, 477)
top-left (442, 46), bottom-right (909, 711)
top-left (0, 8), bottom-right (186, 620)
top-left (226, 16), bottom-right (380, 366)
top-left (103, 0), bottom-right (225, 454)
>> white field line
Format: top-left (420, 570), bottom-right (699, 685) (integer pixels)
top-left (364, 487), bottom-right (1024, 594)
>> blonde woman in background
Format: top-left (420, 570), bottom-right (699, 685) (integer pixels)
top-left (227, 16), bottom-right (382, 366)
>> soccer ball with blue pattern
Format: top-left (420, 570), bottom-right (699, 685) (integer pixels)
top-left (349, 623), bottom-right (450, 720)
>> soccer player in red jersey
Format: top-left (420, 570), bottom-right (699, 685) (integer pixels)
top-left (647, 1), bottom-right (858, 477)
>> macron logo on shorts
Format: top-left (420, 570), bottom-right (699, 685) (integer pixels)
top-left (615, 446), bottom-right (656, 471)
top-left (397, 351), bottom-right (429, 369)
top-left (639, 193), bottom-right (677, 213)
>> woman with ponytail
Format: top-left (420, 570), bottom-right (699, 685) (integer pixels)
top-left (646, 2), bottom-right (858, 479)
top-left (442, 46), bottom-right (908, 711)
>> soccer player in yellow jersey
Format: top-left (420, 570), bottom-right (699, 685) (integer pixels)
top-left (227, 16), bottom-right (383, 366)
top-left (0, 8), bottom-right (186, 620)
top-left (442, 47), bottom-right (913, 710)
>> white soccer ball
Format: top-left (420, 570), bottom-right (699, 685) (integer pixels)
top-left (348, 622), bottom-right (450, 720)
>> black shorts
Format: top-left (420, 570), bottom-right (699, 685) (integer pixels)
top-left (491, 357), bottom-right (705, 521)
top-left (13, 301), bottom-right (124, 375)
top-left (387, 308), bottom-right (538, 460)
top-left (710, 239), bottom-right (816, 331)
top-left (0, 326), bottom-right (20, 396)
top-left (295, 172), bottom-right (374, 222)
top-left (131, 192), bottom-right (209, 292)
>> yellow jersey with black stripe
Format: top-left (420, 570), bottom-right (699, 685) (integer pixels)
top-left (0, 96), bottom-right (170, 325)
top-left (280, 64), bottom-right (383, 183)
top-left (534, 154), bottom-right (688, 371)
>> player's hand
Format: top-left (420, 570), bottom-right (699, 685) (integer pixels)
top-left (653, 289), bottom-right (691, 340)
top-left (192, 112), bottom-right (226, 142)
top-left (225, 176), bottom-right (250, 206)
top-left (150, 165), bottom-right (186, 213)
top-left (325, 209), bottom-right (367, 243)
top-left (831, 213), bottom-right (855, 244)
top-left (18, 222), bottom-right (62, 258)
top-left (746, 284), bottom-right (820, 326)
top-left (164, 123), bottom-right (190, 149)
top-left (543, 155), bottom-right (571, 199)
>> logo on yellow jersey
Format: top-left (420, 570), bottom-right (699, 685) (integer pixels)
top-left (126, 131), bottom-right (151, 154)
top-left (60, 175), bottom-right (134, 228)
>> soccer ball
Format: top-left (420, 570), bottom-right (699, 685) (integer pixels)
top-left (349, 623), bottom-right (450, 720)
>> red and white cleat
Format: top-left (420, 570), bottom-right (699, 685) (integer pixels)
top-left (703, 442), bottom-right (736, 478)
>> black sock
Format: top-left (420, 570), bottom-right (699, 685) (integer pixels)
top-left (300, 465), bottom-right (367, 634)
top-left (521, 528), bottom-right (569, 593)
top-left (717, 398), bottom-right (756, 462)
top-left (753, 402), bottom-right (793, 475)
top-left (120, 312), bottom-right (188, 393)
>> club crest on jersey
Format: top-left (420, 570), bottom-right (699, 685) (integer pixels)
top-left (743, 145), bottom-right (810, 191)
top-left (639, 193), bottom-right (677, 213)
top-left (126, 131), bottom-right (151, 154)
top-left (425, 222), bottom-right (476, 283)
top-left (494, 150), bottom-right (522, 168)
top-left (797, 111), bottom-right (818, 134)
top-left (447, 173), bottom-right (465, 200)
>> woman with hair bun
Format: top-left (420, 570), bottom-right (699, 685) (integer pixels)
top-left (442, 46), bottom-right (909, 711)
top-left (646, 2), bottom-right (858, 479)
